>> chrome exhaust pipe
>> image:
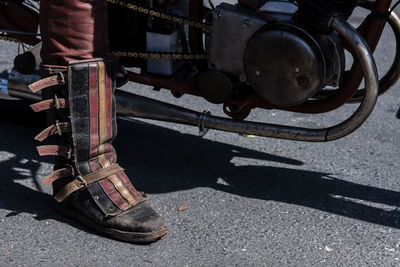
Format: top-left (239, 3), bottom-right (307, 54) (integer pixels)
top-left (315, 12), bottom-right (400, 103)
top-left (1, 43), bottom-right (42, 101)
top-left (349, 11), bottom-right (400, 102)
top-left (7, 69), bottom-right (41, 101)
top-left (0, 69), bottom-right (41, 101)
top-left (116, 17), bottom-right (378, 142)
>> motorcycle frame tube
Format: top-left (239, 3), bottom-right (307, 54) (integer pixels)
top-left (350, 11), bottom-right (400, 102)
top-left (314, 8), bottom-right (400, 103)
top-left (271, 0), bottom-right (391, 114)
top-left (0, 1), bottom-right (40, 45)
top-left (117, 17), bottom-right (379, 142)
top-left (189, 0), bottom-right (204, 55)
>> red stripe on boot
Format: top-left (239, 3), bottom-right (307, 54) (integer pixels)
top-left (97, 154), bottom-right (132, 208)
top-left (88, 157), bottom-right (102, 172)
top-left (105, 144), bottom-right (116, 163)
top-left (98, 179), bottom-right (130, 210)
top-left (117, 171), bottom-right (144, 201)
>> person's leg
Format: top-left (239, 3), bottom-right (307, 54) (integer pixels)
top-left (29, 0), bottom-right (167, 243)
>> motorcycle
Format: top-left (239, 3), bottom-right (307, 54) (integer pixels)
top-left (0, 0), bottom-right (399, 142)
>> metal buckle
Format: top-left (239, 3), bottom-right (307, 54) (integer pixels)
top-left (64, 164), bottom-right (75, 177)
top-left (57, 72), bottom-right (65, 85)
top-left (76, 175), bottom-right (87, 187)
top-left (198, 110), bottom-right (211, 137)
top-left (54, 94), bottom-right (60, 109)
top-left (55, 120), bottom-right (62, 136)
top-left (66, 146), bottom-right (72, 159)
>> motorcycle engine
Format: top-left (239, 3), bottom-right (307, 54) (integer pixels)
top-left (204, 1), bottom-right (345, 106)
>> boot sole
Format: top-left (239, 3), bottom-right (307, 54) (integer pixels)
top-left (54, 202), bottom-right (168, 244)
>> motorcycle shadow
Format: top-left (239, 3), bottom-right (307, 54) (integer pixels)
top-left (115, 117), bottom-right (400, 229)
top-left (0, 99), bottom-right (399, 231)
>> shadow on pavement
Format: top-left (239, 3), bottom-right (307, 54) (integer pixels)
top-left (1, 98), bottom-right (400, 231)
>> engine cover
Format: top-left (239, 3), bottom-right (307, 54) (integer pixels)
top-left (206, 2), bottom-right (345, 107)
top-left (245, 23), bottom-right (331, 106)
top-left (206, 3), bottom-right (268, 78)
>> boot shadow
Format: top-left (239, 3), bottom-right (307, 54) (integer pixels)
top-left (0, 99), bottom-right (90, 232)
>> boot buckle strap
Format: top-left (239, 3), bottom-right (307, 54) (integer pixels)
top-left (36, 145), bottom-right (72, 159)
top-left (29, 98), bottom-right (68, 112)
top-left (42, 166), bottom-right (75, 185)
top-left (54, 164), bottom-right (124, 203)
top-left (28, 72), bottom-right (66, 93)
top-left (34, 122), bottom-right (72, 142)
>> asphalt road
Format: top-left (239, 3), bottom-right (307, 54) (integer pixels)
top-left (1, 7), bottom-right (400, 267)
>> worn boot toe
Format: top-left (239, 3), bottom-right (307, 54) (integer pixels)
top-left (106, 201), bottom-right (167, 234)
top-left (57, 192), bottom-right (168, 243)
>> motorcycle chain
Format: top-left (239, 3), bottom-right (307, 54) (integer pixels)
top-left (0, 31), bottom-right (209, 61)
top-left (0, 33), bottom-right (21, 44)
top-left (114, 51), bottom-right (208, 60)
top-left (0, 0), bottom-right (211, 61)
top-left (107, 0), bottom-right (212, 33)
top-left (107, 0), bottom-right (210, 60)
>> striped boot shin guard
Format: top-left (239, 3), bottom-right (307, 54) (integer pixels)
top-left (28, 57), bottom-right (167, 243)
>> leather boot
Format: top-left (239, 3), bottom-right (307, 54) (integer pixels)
top-left (28, 57), bottom-right (167, 243)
